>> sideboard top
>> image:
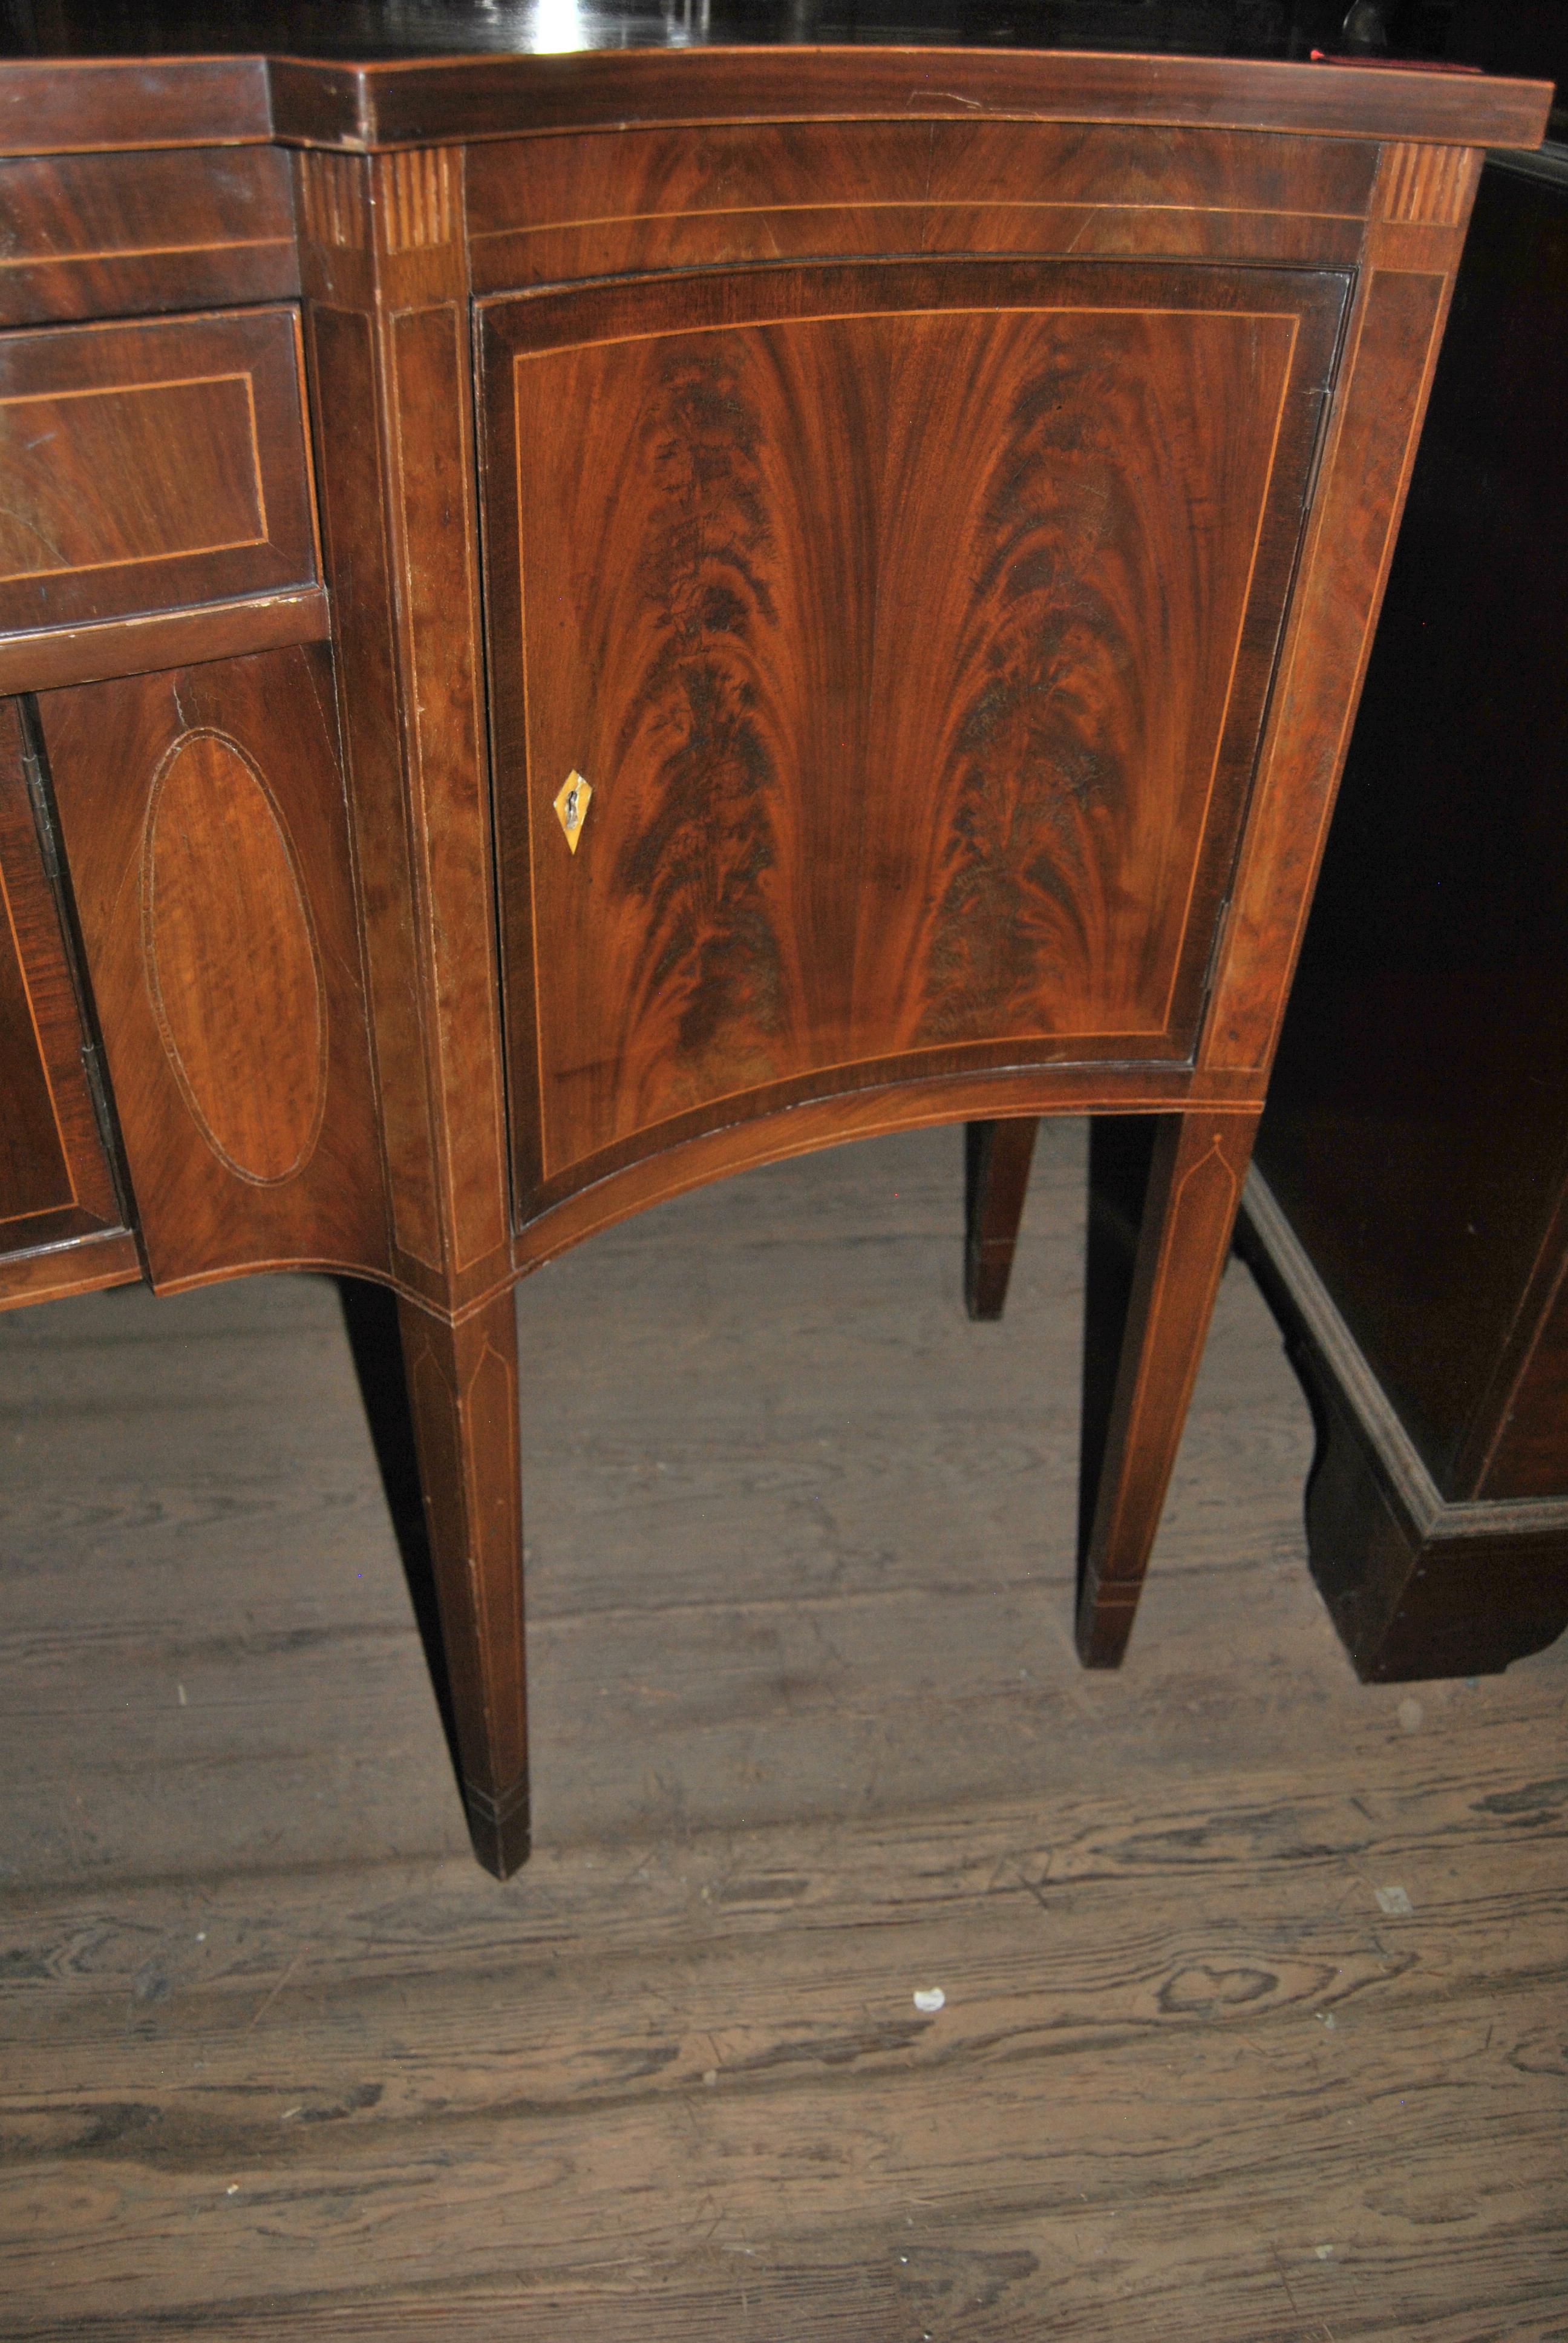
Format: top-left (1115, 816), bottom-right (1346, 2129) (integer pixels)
top-left (0, 10), bottom-right (1550, 158)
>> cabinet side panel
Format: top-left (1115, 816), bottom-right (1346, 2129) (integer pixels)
top-left (1201, 262), bottom-right (1450, 1075)
top-left (387, 303), bottom-right (509, 1275)
top-left (295, 146), bottom-right (512, 1310)
top-left (305, 301), bottom-right (445, 1275)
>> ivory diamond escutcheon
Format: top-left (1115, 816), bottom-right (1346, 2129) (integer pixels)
top-left (554, 768), bottom-right (591, 851)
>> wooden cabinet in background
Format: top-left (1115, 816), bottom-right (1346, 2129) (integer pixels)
top-left (1241, 144), bottom-right (1568, 1683)
top-left (0, 29), bottom-right (1550, 1873)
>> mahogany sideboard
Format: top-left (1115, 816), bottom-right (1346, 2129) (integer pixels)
top-left (0, 26), bottom-right (1547, 1875)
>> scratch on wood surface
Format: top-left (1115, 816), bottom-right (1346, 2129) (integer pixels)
top-left (243, 1949), bottom-right (302, 2034)
top-left (1269, 2241), bottom-right (1302, 2319)
top-left (1011, 1858), bottom-right (1054, 1915)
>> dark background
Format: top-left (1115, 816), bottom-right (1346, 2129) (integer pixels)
top-left (0, 0), bottom-right (1564, 118)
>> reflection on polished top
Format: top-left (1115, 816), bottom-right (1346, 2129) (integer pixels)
top-left (0, 3), bottom-right (1547, 159)
top-left (0, 0), bottom-right (1465, 61)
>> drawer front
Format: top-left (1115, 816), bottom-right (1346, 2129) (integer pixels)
top-left (480, 256), bottom-right (1349, 1220)
top-left (0, 147), bottom-right (298, 329)
top-left (0, 306), bottom-right (318, 637)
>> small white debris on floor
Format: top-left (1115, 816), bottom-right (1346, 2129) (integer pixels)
top-left (1374, 1884), bottom-right (1414, 1916)
top-left (913, 1987), bottom-right (946, 2014)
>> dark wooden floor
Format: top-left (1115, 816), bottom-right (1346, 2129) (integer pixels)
top-left (2, 1123), bottom-right (1565, 2341)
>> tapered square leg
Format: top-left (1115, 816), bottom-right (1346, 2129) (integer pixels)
top-left (1076, 1110), bottom-right (1259, 1669)
top-left (964, 1118), bottom-right (1039, 1321)
top-left (397, 1287), bottom-right (530, 1878)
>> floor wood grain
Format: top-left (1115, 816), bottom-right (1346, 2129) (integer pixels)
top-left (2, 1124), bottom-right (1564, 2341)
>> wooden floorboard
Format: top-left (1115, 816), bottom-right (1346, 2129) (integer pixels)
top-left (1, 1123), bottom-right (1564, 2339)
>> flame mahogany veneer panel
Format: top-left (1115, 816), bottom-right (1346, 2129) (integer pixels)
top-left (467, 120), bottom-right (1377, 288)
top-left (469, 117), bottom-right (1382, 237)
top-left (481, 257), bottom-right (1348, 1217)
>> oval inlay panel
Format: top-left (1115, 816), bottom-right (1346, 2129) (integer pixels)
top-left (143, 728), bottom-right (325, 1185)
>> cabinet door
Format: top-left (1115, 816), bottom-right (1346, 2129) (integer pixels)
top-left (479, 258), bottom-right (1348, 1221)
top-left (0, 695), bottom-right (122, 1261)
top-left (37, 645), bottom-right (386, 1295)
